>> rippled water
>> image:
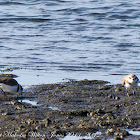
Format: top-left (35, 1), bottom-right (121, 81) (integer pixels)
top-left (0, 0), bottom-right (140, 87)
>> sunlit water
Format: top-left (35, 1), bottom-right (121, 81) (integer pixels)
top-left (0, 0), bottom-right (140, 88)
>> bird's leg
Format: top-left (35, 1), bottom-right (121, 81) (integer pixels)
top-left (132, 89), bottom-right (135, 95)
top-left (126, 89), bottom-right (130, 97)
top-left (0, 88), bottom-right (7, 96)
top-left (126, 88), bottom-right (135, 96)
top-left (20, 91), bottom-right (22, 102)
top-left (129, 88), bottom-right (135, 95)
top-left (20, 91), bottom-right (23, 111)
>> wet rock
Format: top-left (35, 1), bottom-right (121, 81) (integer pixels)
top-left (98, 85), bottom-right (112, 90)
top-left (115, 130), bottom-right (129, 138)
top-left (106, 128), bottom-right (129, 138)
top-left (102, 113), bottom-right (114, 120)
top-left (65, 110), bottom-right (89, 117)
top-left (106, 128), bottom-right (116, 135)
top-left (0, 73), bottom-right (17, 78)
top-left (27, 119), bottom-right (37, 126)
top-left (95, 109), bottom-right (105, 115)
top-left (115, 87), bottom-right (122, 92)
top-left (114, 137), bottom-right (124, 140)
top-left (115, 97), bottom-right (120, 100)
top-left (36, 124), bottom-right (45, 130)
top-left (41, 118), bottom-right (52, 127)
top-left (71, 79), bottom-right (109, 85)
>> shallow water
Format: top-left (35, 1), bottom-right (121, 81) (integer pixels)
top-left (127, 129), bottom-right (140, 136)
top-left (48, 106), bottom-right (60, 111)
top-left (0, 0), bottom-right (140, 87)
top-left (19, 99), bottom-right (38, 106)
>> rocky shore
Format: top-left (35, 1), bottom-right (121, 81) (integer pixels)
top-left (0, 79), bottom-right (139, 140)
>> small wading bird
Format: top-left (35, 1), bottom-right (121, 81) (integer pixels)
top-left (122, 74), bottom-right (139, 95)
top-left (122, 74), bottom-right (139, 89)
top-left (0, 77), bottom-right (23, 96)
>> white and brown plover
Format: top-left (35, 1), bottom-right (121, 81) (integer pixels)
top-left (0, 77), bottom-right (23, 95)
top-left (122, 74), bottom-right (139, 89)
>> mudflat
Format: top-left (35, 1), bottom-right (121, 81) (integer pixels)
top-left (0, 79), bottom-right (139, 140)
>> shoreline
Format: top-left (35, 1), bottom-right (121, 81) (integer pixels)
top-left (0, 79), bottom-right (139, 139)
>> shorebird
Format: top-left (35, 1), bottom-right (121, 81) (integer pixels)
top-left (0, 77), bottom-right (23, 96)
top-left (122, 74), bottom-right (139, 89)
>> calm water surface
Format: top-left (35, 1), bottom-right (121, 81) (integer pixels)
top-left (0, 0), bottom-right (140, 87)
